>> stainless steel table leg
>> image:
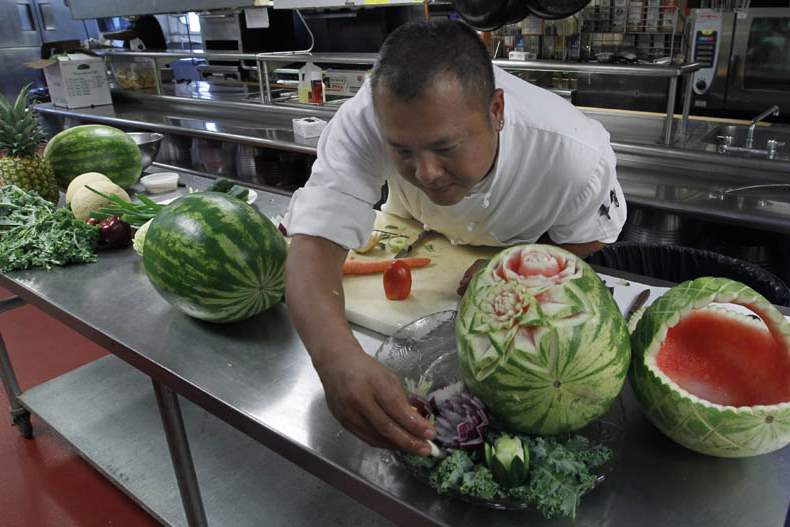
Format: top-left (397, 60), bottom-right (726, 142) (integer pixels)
top-left (152, 380), bottom-right (209, 527)
top-left (0, 296), bottom-right (32, 438)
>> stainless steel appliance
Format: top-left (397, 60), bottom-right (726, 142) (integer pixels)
top-left (0, 0), bottom-right (98, 100)
top-left (198, 8), bottom-right (302, 83)
top-left (689, 8), bottom-right (790, 119)
top-left (726, 8), bottom-right (790, 116)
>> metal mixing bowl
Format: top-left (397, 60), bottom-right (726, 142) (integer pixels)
top-left (127, 132), bottom-right (164, 171)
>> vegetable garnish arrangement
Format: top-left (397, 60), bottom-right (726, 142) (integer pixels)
top-left (0, 185), bottom-right (98, 272)
top-left (399, 379), bottom-right (615, 519)
top-left (376, 300), bottom-right (623, 520)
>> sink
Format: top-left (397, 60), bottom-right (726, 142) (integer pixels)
top-left (700, 124), bottom-right (790, 149)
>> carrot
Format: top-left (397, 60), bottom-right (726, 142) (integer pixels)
top-left (343, 257), bottom-right (431, 275)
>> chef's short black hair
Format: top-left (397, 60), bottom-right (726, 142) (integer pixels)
top-left (370, 19), bottom-right (495, 112)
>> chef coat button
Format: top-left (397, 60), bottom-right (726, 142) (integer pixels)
top-left (423, 223), bottom-right (430, 230)
top-left (466, 222), bottom-right (476, 232)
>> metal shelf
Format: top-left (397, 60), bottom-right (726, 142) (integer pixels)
top-left (17, 355), bottom-right (391, 527)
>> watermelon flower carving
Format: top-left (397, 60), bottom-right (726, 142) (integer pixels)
top-left (456, 244), bottom-right (630, 435)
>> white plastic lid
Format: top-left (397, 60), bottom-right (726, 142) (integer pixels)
top-left (309, 69), bottom-right (323, 81)
top-left (140, 172), bottom-right (179, 194)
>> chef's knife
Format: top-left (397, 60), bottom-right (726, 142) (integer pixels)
top-left (624, 288), bottom-right (651, 322)
top-left (395, 230), bottom-right (434, 258)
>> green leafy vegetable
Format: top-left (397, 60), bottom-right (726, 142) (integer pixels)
top-left (205, 178), bottom-right (250, 202)
top-left (400, 453), bottom-right (438, 470)
top-left (509, 435), bottom-right (611, 519)
top-left (459, 465), bottom-right (499, 501)
top-left (400, 432), bottom-right (611, 519)
top-left (428, 450), bottom-right (473, 494)
top-left (0, 185), bottom-right (99, 272)
top-left (205, 178), bottom-right (235, 193)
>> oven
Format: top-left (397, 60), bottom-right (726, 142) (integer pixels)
top-left (726, 8), bottom-right (790, 116)
top-left (198, 8), bottom-right (302, 83)
top-left (688, 8), bottom-right (790, 119)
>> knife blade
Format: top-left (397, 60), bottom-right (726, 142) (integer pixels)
top-left (395, 230), bottom-right (434, 258)
top-left (624, 288), bottom-right (651, 322)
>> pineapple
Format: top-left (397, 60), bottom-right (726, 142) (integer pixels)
top-left (0, 85), bottom-right (58, 203)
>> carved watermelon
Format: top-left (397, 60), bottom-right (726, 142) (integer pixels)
top-left (630, 277), bottom-right (790, 457)
top-left (456, 244), bottom-right (631, 435)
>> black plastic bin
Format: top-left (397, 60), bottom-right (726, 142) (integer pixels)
top-left (585, 242), bottom-right (790, 307)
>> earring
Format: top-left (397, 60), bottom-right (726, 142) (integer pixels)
top-left (498, 119), bottom-right (505, 131)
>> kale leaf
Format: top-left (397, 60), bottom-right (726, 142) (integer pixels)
top-left (0, 185), bottom-right (98, 272)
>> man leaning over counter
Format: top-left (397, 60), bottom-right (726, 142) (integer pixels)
top-left (283, 19), bottom-right (627, 457)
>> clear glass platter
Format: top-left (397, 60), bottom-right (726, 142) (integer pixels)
top-left (374, 310), bottom-right (626, 511)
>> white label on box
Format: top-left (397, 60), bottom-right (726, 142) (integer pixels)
top-left (324, 70), bottom-right (367, 96)
top-left (245, 8), bottom-right (270, 28)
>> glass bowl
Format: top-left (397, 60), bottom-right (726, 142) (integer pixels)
top-left (374, 310), bottom-right (626, 510)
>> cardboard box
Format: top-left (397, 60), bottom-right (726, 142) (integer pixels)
top-left (34, 53), bottom-right (112, 109)
top-left (324, 69), bottom-right (368, 97)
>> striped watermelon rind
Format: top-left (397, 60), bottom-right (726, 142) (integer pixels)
top-left (456, 244), bottom-right (631, 435)
top-left (143, 192), bottom-right (286, 323)
top-left (44, 124), bottom-right (142, 189)
top-left (630, 277), bottom-right (790, 457)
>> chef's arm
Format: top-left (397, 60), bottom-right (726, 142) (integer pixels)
top-left (286, 234), bottom-right (435, 455)
top-left (539, 235), bottom-right (606, 259)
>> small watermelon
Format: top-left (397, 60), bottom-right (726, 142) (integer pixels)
top-left (630, 277), bottom-right (790, 457)
top-left (44, 124), bottom-right (142, 189)
top-left (456, 244), bottom-right (631, 435)
top-left (143, 192), bottom-right (286, 323)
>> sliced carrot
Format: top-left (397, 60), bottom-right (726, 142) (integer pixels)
top-left (343, 257), bottom-right (431, 276)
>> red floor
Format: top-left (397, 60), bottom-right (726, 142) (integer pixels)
top-left (0, 286), bottom-right (159, 527)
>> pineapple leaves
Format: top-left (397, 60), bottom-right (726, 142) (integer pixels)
top-left (0, 83), bottom-right (46, 157)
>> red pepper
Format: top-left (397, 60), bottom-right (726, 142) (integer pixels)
top-left (383, 260), bottom-right (412, 301)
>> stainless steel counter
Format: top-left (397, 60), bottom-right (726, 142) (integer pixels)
top-left (1, 172), bottom-right (788, 527)
top-left (36, 93), bottom-right (790, 234)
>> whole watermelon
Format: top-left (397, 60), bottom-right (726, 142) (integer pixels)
top-left (630, 277), bottom-right (790, 457)
top-left (44, 124), bottom-right (142, 189)
top-left (456, 244), bottom-right (630, 435)
top-left (143, 192), bottom-right (286, 323)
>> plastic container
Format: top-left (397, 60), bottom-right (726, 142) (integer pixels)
top-left (140, 172), bottom-right (179, 194)
top-left (110, 56), bottom-right (157, 90)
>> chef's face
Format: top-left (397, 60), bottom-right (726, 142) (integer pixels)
top-left (374, 76), bottom-right (504, 206)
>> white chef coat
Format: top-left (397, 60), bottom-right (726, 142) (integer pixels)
top-left (284, 66), bottom-right (626, 249)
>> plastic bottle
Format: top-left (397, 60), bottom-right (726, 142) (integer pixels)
top-left (309, 67), bottom-right (325, 104)
top-left (297, 63), bottom-right (317, 103)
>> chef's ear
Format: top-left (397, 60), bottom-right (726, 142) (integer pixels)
top-left (489, 89), bottom-right (505, 130)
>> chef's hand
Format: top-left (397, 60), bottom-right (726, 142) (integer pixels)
top-left (315, 349), bottom-right (436, 456)
top-left (457, 258), bottom-right (490, 296)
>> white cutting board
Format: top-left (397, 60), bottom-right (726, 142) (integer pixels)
top-left (343, 212), bottom-right (500, 336)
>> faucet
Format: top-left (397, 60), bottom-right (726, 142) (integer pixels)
top-left (746, 105), bottom-right (780, 149)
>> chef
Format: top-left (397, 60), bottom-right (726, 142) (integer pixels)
top-left (283, 19), bottom-right (626, 456)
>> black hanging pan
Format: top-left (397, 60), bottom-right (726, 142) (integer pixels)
top-left (524, 0), bottom-right (591, 20)
top-left (504, 0), bottom-right (532, 25)
top-left (453, 0), bottom-right (511, 31)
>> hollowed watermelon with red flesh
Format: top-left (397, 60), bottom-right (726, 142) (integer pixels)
top-left (630, 277), bottom-right (790, 458)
